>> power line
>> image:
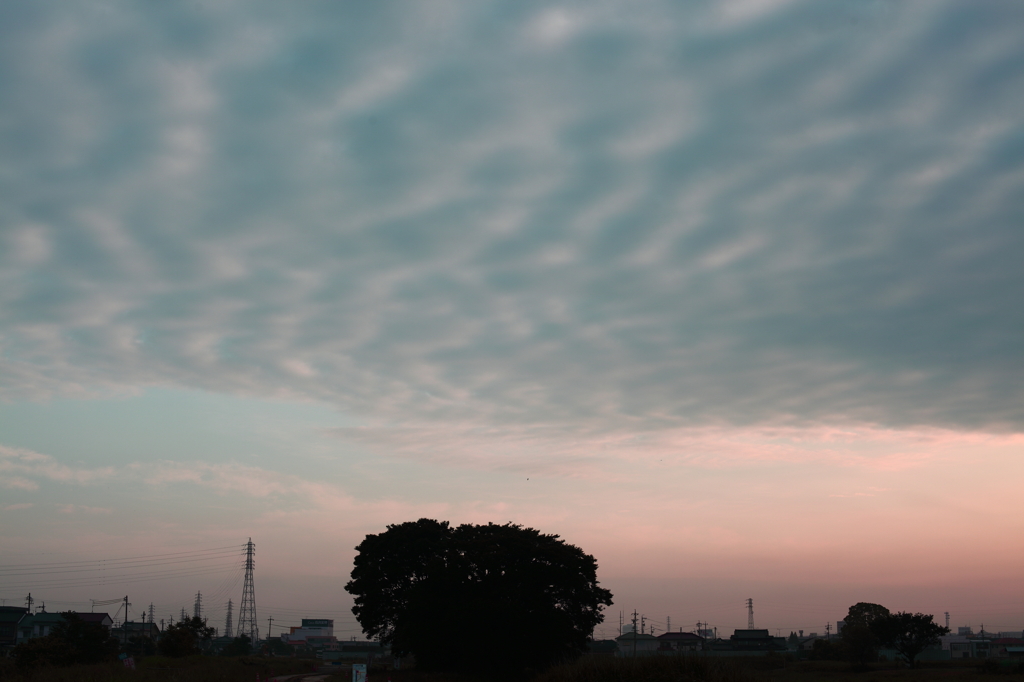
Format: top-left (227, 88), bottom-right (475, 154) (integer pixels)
top-left (0, 552), bottom-right (244, 579)
top-left (0, 545), bottom-right (244, 572)
top-left (0, 564), bottom-right (242, 591)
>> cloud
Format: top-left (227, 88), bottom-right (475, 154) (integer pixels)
top-left (0, 0), bottom-right (1021, 466)
top-left (0, 445), bottom-right (116, 489)
top-left (3, 502), bottom-right (34, 510)
top-left (55, 504), bottom-right (112, 514)
top-left (332, 421), bottom-right (1024, 477)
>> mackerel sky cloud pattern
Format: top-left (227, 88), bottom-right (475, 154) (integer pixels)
top-left (1, 0), bottom-right (1023, 631)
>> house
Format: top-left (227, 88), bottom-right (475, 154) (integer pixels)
top-left (111, 621), bottom-right (161, 641)
top-left (586, 639), bottom-right (619, 656)
top-left (17, 611), bottom-right (67, 642)
top-left (615, 632), bottom-right (659, 657)
top-left (991, 639), bottom-right (1024, 659)
top-left (0, 607), bottom-right (29, 649)
top-left (78, 613), bottom-right (114, 631)
top-left (17, 611), bottom-right (117, 644)
top-left (706, 630), bottom-right (787, 656)
top-left (655, 631), bottom-right (704, 653)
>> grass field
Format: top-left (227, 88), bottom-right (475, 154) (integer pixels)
top-left (3, 654), bottom-right (1023, 682)
top-left (340, 655), bottom-right (1024, 682)
top-left (532, 654), bottom-right (1024, 682)
top-left (0, 655), bottom-right (318, 682)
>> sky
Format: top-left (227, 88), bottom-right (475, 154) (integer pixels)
top-left (1, 0), bottom-right (1023, 639)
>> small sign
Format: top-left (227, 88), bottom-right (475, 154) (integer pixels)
top-left (353, 663), bottom-right (367, 682)
top-left (122, 656), bottom-right (136, 669)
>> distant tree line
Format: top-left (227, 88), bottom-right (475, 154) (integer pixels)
top-left (808, 602), bottom-right (949, 669)
top-left (12, 612), bottom-right (255, 669)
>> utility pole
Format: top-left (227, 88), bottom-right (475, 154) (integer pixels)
top-left (25, 593), bottom-right (33, 613)
top-left (825, 623), bottom-right (831, 641)
top-left (632, 610), bottom-right (639, 658)
top-left (123, 596), bottom-right (130, 644)
top-left (267, 616), bottom-right (274, 638)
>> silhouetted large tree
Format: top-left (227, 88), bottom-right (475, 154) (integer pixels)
top-left (841, 602), bottom-right (890, 667)
top-left (346, 519), bottom-right (613, 674)
top-left (869, 611), bottom-right (949, 668)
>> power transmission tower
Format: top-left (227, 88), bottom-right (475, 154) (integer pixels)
top-left (225, 600), bottom-right (234, 638)
top-left (194, 591), bottom-right (203, 619)
top-left (667, 616), bottom-right (671, 633)
top-left (148, 603), bottom-right (155, 624)
top-left (181, 607), bottom-right (188, 621)
top-left (238, 538), bottom-right (259, 642)
top-left (746, 598), bottom-right (754, 629)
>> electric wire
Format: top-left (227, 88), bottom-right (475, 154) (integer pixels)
top-left (0, 546), bottom-right (245, 576)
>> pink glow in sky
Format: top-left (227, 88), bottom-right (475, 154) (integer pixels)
top-left (2, 0), bottom-right (1023, 640)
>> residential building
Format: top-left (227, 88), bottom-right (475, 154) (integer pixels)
top-left (586, 639), bottom-right (619, 656)
top-left (112, 621), bottom-right (161, 642)
top-left (615, 632), bottom-right (659, 657)
top-left (706, 630), bottom-right (787, 656)
top-left (655, 631), bottom-right (704, 653)
top-left (0, 607), bottom-right (29, 649)
top-left (17, 611), bottom-right (67, 642)
top-left (78, 613), bottom-right (114, 631)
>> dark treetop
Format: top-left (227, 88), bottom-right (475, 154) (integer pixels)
top-left (346, 519), bottom-right (613, 673)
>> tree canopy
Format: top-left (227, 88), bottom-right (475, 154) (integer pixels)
top-left (869, 611), bottom-right (949, 668)
top-left (14, 612), bottom-right (119, 668)
top-left (157, 615), bottom-right (215, 658)
top-left (346, 519), bottom-right (613, 674)
top-left (841, 602), bottom-right (890, 667)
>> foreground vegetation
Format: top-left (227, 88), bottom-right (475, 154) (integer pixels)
top-left (0, 655), bottom-right (318, 682)
top-left (4, 653), bottom-right (1024, 682)
top-left (532, 654), bottom-right (1024, 682)
top-left (322, 656), bottom-right (1024, 682)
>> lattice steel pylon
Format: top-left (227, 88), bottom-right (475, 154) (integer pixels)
top-left (224, 599), bottom-right (234, 639)
top-left (238, 538), bottom-right (259, 642)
